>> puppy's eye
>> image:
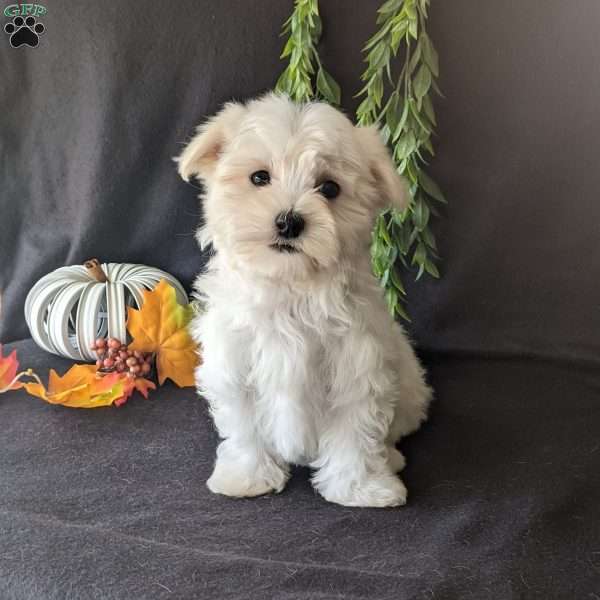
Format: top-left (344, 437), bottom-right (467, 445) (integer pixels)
top-left (318, 180), bottom-right (340, 200)
top-left (250, 170), bottom-right (270, 186)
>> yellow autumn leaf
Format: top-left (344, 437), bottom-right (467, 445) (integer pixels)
top-left (127, 279), bottom-right (198, 387)
top-left (23, 364), bottom-right (125, 408)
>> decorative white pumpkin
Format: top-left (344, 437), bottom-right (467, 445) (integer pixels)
top-left (24, 261), bottom-right (189, 361)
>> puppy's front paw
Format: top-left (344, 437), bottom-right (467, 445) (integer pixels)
top-left (207, 453), bottom-right (288, 498)
top-left (317, 474), bottom-right (407, 508)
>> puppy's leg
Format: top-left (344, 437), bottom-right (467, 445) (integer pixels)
top-left (387, 333), bottom-right (432, 443)
top-left (195, 310), bottom-right (289, 497)
top-left (311, 398), bottom-right (407, 507)
top-left (387, 446), bottom-right (406, 473)
top-left (312, 332), bottom-right (410, 508)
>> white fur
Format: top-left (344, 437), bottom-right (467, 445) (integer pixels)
top-left (177, 93), bottom-right (431, 507)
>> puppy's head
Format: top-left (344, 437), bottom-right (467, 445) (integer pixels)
top-left (177, 93), bottom-right (407, 281)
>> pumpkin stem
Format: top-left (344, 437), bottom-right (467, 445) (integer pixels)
top-left (84, 258), bottom-right (108, 283)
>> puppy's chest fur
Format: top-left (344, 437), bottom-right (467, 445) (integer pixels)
top-left (244, 300), bottom-right (346, 465)
top-left (196, 268), bottom-right (365, 465)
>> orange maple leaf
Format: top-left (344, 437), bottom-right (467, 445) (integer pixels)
top-left (114, 375), bottom-right (157, 407)
top-left (23, 364), bottom-right (125, 408)
top-left (0, 344), bottom-right (23, 392)
top-left (127, 279), bottom-right (198, 387)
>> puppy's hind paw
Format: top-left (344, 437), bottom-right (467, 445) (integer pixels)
top-left (318, 474), bottom-right (408, 508)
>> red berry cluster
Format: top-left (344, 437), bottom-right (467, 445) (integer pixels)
top-left (91, 338), bottom-right (152, 379)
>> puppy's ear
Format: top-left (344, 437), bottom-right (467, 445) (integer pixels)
top-left (354, 125), bottom-right (410, 211)
top-left (176, 102), bottom-right (246, 182)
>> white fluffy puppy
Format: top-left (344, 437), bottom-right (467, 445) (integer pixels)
top-left (177, 93), bottom-right (431, 507)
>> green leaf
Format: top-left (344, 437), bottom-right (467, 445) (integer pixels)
top-left (373, 257), bottom-right (385, 276)
top-left (373, 46), bottom-right (391, 75)
top-left (413, 64), bottom-right (432, 101)
top-left (280, 37), bottom-right (294, 59)
top-left (419, 170), bottom-right (447, 204)
top-left (275, 68), bottom-right (290, 94)
top-left (405, 155), bottom-right (420, 185)
top-left (311, 14), bottom-right (322, 42)
top-left (390, 24), bottom-right (406, 54)
top-left (391, 101), bottom-right (410, 141)
top-left (408, 99), bottom-right (430, 134)
top-left (391, 13), bottom-right (407, 32)
top-left (394, 301), bottom-right (411, 322)
top-left (368, 42), bottom-right (386, 71)
top-left (356, 97), bottom-right (374, 119)
top-left (291, 10), bottom-right (300, 32)
top-left (376, 216), bottom-right (390, 245)
top-left (363, 20), bottom-right (392, 51)
top-left (414, 144), bottom-right (427, 162)
top-left (294, 78), bottom-right (312, 102)
top-left (424, 259), bottom-right (440, 278)
top-left (380, 123), bottom-right (391, 145)
top-left (431, 77), bottom-right (444, 97)
top-left (394, 131), bottom-right (417, 161)
top-left (291, 46), bottom-right (303, 69)
top-left (390, 267), bottom-right (406, 295)
top-left (372, 72), bottom-right (384, 106)
top-left (405, 3), bottom-right (417, 20)
top-left (408, 17), bottom-right (418, 39)
top-left (421, 33), bottom-right (439, 77)
top-left (412, 197), bottom-right (430, 231)
top-left (385, 287), bottom-right (399, 315)
top-left (355, 78), bottom-right (372, 97)
top-left (395, 225), bottom-right (409, 254)
top-left (422, 94), bottom-right (436, 126)
top-left (378, 0), bottom-right (403, 15)
top-left (422, 137), bottom-right (435, 156)
top-left (380, 268), bottom-right (391, 288)
top-left (392, 208), bottom-right (408, 227)
top-left (412, 242), bottom-right (427, 266)
top-left (421, 225), bottom-right (437, 250)
top-left (408, 225), bottom-right (419, 248)
top-left (281, 14), bottom-right (293, 33)
top-left (385, 92), bottom-right (401, 132)
top-left (316, 68), bottom-right (341, 105)
top-left (407, 41), bottom-right (422, 75)
top-left (298, 1), bottom-right (310, 20)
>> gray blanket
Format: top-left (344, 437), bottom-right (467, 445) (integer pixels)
top-left (2, 339), bottom-right (599, 599)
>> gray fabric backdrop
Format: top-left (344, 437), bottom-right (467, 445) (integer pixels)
top-left (2, 0), bottom-right (599, 365)
top-left (2, 3), bottom-right (600, 599)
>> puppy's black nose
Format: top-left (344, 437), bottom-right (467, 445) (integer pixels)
top-left (275, 211), bottom-right (305, 239)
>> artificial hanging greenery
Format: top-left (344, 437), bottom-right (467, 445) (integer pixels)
top-left (275, 0), bottom-right (341, 105)
top-left (276, 0), bottom-right (446, 321)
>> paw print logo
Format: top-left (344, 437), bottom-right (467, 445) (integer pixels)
top-left (4, 15), bottom-right (45, 48)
